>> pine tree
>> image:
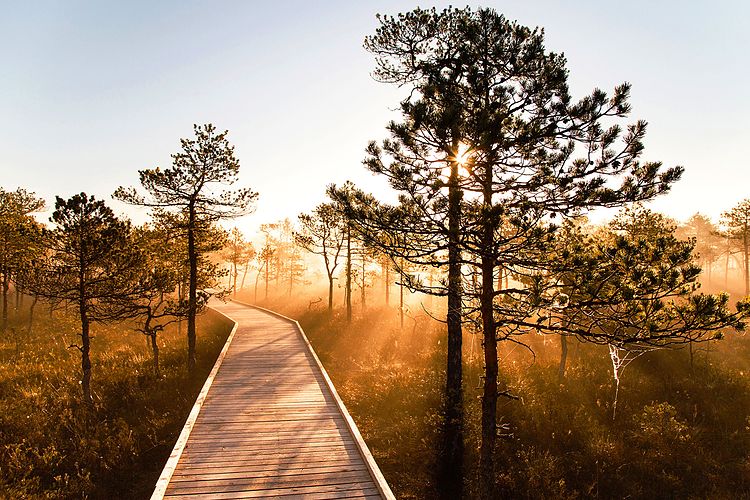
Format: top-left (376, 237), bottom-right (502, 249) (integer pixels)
top-left (721, 199), bottom-right (750, 296)
top-left (361, 7), bottom-right (694, 496)
top-left (37, 193), bottom-right (143, 401)
top-left (296, 203), bottom-right (346, 314)
top-left (115, 124), bottom-right (257, 374)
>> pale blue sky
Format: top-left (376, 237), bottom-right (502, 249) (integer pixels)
top-left (1, 1), bottom-right (748, 233)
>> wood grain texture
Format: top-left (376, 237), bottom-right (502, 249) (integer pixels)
top-left (152, 301), bottom-right (394, 500)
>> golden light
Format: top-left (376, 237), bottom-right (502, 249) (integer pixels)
top-left (454, 142), bottom-right (471, 167)
top-left (440, 142), bottom-right (473, 180)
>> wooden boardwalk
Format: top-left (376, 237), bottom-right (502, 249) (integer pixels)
top-left (152, 301), bottom-right (394, 499)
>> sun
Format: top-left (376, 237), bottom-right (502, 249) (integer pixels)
top-left (454, 142), bottom-right (471, 166)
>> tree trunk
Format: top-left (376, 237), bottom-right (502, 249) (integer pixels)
top-left (150, 332), bottom-right (161, 378)
top-left (385, 262), bottom-right (390, 306)
top-left (478, 154), bottom-right (499, 499)
top-left (346, 225), bottom-right (352, 323)
top-left (240, 260), bottom-right (250, 291)
top-left (479, 252), bottom-right (498, 499)
top-left (361, 252), bottom-right (366, 310)
top-left (27, 294), bottom-right (38, 336)
top-left (264, 254), bottom-right (269, 300)
top-left (177, 281), bottom-right (184, 338)
top-left (744, 226), bottom-right (748, 296)
top-left (80, 302), bottom-right (92, 403)
top-left (255, 266), bottom-right (262, 303)
top-left (725, 237), bottom-right (730, 289)
top-left (327, 274), bottom-right (334, 314)
top-left (558, 334), bottom-right (568, 382)
top-left (427, 269), bottom-right (434, 310)
top-left (2, 271), bottom-right (8, 333)
top-left (232, 262), bottom-right (238, 298)
top-left (399, 262), bottom-right (405, 329)
top-left (15, 286), bottom-right (21, 320)
top-left (288, 252), bottom-right (294, 297)
top-left (440, 158), bottom-right (464, 499)
top-left (187, 204), bottom-right (198, 375)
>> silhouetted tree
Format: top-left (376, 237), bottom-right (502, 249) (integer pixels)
top-left (296, 203), bottom-right (346, 313)
top-left (721, 200), bottom-right (750, 296)
top-left (36, 194), bottom-right (143, 401)
top-left (550, 206), bottom-right (749, 418)
top-left (677, 213), bottom-right (721, 286)
top-left (115, 124), bottom-right (257, 374)
top-left (362, 7), bottom-right (693, 497)
top-left (127, 226), bottom-right (191, 378)
top-left (223, 227), bottom-right (254, 298)
top-left (0, 188), bottom-right (45, 333)
top-left (362, 17), bottom-right (471, 488)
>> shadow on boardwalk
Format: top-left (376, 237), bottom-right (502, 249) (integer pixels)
top-left (152, 300), bottom-right (395, 499)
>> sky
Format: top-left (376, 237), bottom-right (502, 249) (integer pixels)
top-left (1, 1), bottom-right (748, 235)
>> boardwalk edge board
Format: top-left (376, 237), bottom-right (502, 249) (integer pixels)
top-left (233, 299), bottom-right (397, 500)
top-left (150, 307), bottom-right (239, 500)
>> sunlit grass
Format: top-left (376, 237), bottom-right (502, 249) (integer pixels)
top-left (263, 295), bottom-right (750, 499)
top-left (0, 303), bottom-right (232, 499)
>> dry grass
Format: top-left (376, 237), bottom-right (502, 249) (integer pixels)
top-left (0, 303), bottom-right (232, 499)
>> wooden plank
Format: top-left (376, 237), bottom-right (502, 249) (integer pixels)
top-left (166, 473), bottom-right (375, 494)
top-left (245, 304), bottom-right (396, 500)
top-left (153, 301), bottom-right (393, 500)
top-left (167, 477), bottom-right (377, 498)
top-left (150, 307), bottom-right (239, 499)
top-left (165, 483), bottom-right (381, 499)
top-left (174, 451), bottom-right (365, 467)
top-left (172, 461), bottom-right (364, 476)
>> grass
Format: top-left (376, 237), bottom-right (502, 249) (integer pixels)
top-left (0, 302), bottom-right (232, 499)
top-left (259, 295), bottom-right (750, 499)
top-left (6, 290), bottom-right (750, 498)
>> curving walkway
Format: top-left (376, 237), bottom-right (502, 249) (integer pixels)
top-left (151, 300), bottom-right (394, 500)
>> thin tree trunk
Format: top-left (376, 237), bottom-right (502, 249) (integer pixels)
top-left (558, 334), bottom-right (568, 382)
top-left (361, 252), bottom-right (366, 310)
top-left (240, 260), bottom-right (250, 291)
top-left (399, 260), bottom-right (405, 329)
top-left (612, 377), bottom-right (621, 421)
top-left (187, 205), bottom-right (198, 375)
top-left (27, 294), bottom-right (37, 336)
top-left (725, 237), bottom-right (730, 289)
top-left (327, 274), bottom-right (334, 314)
top-left (2, 271), bottom-right (8, 333)
top-left (264, 254), bottom-right (269, 300)
top-left (346, 225), bottom-right (352, 323)
top-left (177, 282), bottom-right (183, 338)
top-left (385, 262), bottom-right (390, 306)
top-left (150, 332), bottom-right (161, 378)
top-left (255, 265), bottom-right (262, 303)
top-left (80, 302), bottom-right (92, 402)
top-left (15, 286), bottom-right (21, 319)
top-left (233, 262), bottom-right (238, 298)
top-left (288, 252), bottom-right (294, 297)
top-left (744, 226), bottom-right (748, 296)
